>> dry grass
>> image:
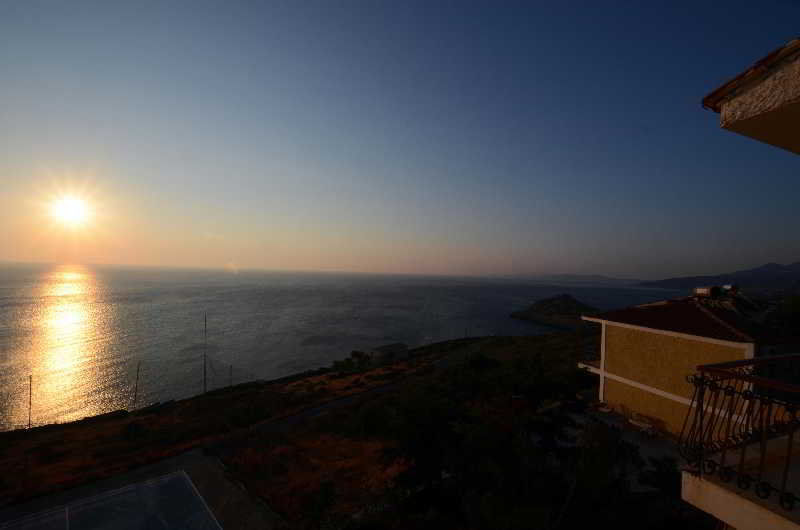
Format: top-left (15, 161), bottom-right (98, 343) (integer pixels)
top-left (225, 433), bottom-right (409, 526)
top-left (217, 332), bottom-right (597, 527)
top-left (0, 332), bottom-right (595, 515)
top-left (0, 337), bottom-right (473, 508)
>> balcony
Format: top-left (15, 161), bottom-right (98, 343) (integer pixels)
top-left (577, 358), bottom-right (600, 373)
top-left (680, 354), bottom-right (800, 529)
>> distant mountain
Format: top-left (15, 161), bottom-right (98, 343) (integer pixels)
top-left (641, 262), bottom-right (800, 291)
top-left (513, 274), bottom-right (641, 286)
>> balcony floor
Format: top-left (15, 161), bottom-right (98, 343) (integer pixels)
top-left (698, 435), bottom-right (800, 525)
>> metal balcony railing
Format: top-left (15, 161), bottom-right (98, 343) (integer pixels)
top-left (679, 354), bottom-right (800, 511)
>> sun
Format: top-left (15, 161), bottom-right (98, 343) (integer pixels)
top-left (51, 196), bottom-right (90, 227)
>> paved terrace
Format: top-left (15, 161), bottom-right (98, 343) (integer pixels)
top-left (0, 451), bottom-right (284, 530)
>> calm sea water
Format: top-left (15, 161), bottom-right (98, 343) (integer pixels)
top-left (0, 263), bottom-right (672, 430)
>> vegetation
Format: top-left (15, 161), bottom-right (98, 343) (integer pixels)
top-left (331, 351), bottom-right (373, 374)
top-left (776, 295), bottom-right (800, 328)
top-left (0, 337), bottom-right (459, 508)
top-left (221, 333), bottom-right (714, 530)
top-left (0, 331), bottom-right (715, 529)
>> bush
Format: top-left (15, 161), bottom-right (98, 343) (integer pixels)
top-left (308, 480), bottom-right (336, 524)
top-left (228, 402), bottom-right (263, 428)
top-left (122, 421), bottom-right (148, 442)
top-left (333, 347), bottom-right (712, 529)
top-left (467, 353), bottom-right (501, 372)
top-left (639, 456), bottom-right (681, 497)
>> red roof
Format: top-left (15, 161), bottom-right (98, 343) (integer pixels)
top-left (586, 297), bottom-right (769, 343)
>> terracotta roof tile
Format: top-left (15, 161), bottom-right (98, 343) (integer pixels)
top-left (586, 297), bottom-right (768, 343)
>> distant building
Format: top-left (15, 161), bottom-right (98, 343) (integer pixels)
top-left (579, 286), bottom-right (777, 435)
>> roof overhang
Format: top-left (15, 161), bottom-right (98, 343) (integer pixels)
top-left (703, 38), bottom-right (800, 155)
top-left (581, 315), bottom-right (753, 349)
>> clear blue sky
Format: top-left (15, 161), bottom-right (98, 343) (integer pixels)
top-left (1, 1), bottom-right (797, 279)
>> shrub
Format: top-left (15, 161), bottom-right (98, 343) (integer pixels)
top-left (122, 421), bottom-right (148, 442)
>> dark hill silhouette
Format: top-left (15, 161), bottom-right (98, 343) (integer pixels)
top-left (641, 262), bottom-right (800, 290)
top-left (511, 294), bottom-right (598, 330)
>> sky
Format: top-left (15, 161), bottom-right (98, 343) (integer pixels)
top-left (0, 1), bottom-right (798, 280)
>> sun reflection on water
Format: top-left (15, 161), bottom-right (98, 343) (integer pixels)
top-left (44, 300), bottom-right (88, 372)
top-left (27, 265), bottom-right (111, 425)
top-left (49, 271), bottom-right (86, 297)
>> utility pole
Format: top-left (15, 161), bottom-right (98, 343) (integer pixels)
top-left (203, 313), bottom-right (208, 394)
top-left (28, 375), bottom-right (32, 429)
top-left (229, 364), bottom-right (233, 388)
top-left (132, 361), bottom-right (141, 409)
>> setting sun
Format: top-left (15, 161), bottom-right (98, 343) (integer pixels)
top-left (51, 196), bottom-right (90, 227)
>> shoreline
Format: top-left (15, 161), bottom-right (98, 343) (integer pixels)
top-left (0, 336), bottom-right (477, 436)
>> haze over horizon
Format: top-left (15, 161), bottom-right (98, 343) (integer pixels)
top-left (2, 1), bottom-right (798, 280)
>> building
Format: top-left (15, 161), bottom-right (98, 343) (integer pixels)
top-left (702, 37), bottom-right (800, 154)
top-left (579, 286), bottom-right (772, 435)
top-left (680, 37), bottom-right (800, 530)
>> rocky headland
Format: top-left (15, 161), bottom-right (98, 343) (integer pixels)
top-left (510, 293), bottom-right (598, 330)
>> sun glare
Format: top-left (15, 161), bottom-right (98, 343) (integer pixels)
top-left (51, 196), bottom-right (90, 227)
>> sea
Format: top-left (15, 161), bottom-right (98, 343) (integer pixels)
top-left (0, 263), bottom-right (674, 430)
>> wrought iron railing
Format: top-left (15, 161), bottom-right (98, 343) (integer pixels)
top-left (680, 354), bottom-right (800, 511)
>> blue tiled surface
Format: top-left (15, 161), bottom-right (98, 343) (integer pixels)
top-left (0, 472), bottom-right (221, 530)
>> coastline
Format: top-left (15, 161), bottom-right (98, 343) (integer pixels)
top-left (509, 312), bottom-right (588, 331)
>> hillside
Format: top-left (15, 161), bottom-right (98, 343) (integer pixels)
top-left (219, 332), bottom-right (712, 529)
top-left (509, 273), bottom-right (640, 286)
top-left (0, 332), bottom-right (714, 530)
top-left (641, 262), bottom-right (800, 291)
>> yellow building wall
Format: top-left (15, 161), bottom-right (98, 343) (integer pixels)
top-left (604, 379), bottom-right (691, 435)
top-left (604, 324), bottom-right (746, 400)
